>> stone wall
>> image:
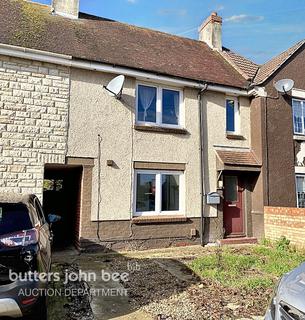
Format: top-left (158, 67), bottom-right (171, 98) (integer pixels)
top-left (0, 55), bottom-right (70, 200)
top-left (265, 206), bottom-right (305, 248)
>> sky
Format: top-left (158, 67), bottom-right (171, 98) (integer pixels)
top-left (34, 0), bottom-right (305, 65)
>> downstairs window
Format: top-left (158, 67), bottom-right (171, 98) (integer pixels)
top-left (296, 175), bottom-right (305, 208)
top-left (134, 170), bottom-right (183, 216)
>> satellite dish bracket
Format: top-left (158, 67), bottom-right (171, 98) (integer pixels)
top-left (103, 85), bottom-right (122, 99)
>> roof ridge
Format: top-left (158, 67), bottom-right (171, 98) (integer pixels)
top-left (222, 47), bottom-right (259, 66)
top-left (220, 47), bottom-right (260, 81)
top-left (254, 39), bottom-right (305, 84)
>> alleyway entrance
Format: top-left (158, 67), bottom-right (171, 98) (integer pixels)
top-left (43, 165), bottom-right (82, 249)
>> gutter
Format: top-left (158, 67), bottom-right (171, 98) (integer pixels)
top-left (0, 43), bottom-right (250, 96)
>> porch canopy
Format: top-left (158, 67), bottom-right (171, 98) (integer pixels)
top-left (215, 149), bottom-right (261, 172)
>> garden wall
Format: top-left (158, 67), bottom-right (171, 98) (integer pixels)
top-left (265, 206), bottom-right (305, 248)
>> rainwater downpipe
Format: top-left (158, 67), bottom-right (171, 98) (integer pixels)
top-left (198, 84), bottom-right (208, 246)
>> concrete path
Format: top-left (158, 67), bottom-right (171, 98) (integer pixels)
top-left (78, 257), bottom-right (153, 320)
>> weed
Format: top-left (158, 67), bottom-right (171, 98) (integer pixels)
top-left (189, 242), bottom-right (305, 290)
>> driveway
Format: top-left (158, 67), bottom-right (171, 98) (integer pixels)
top-left (49, 245), bottom-right (266, 320)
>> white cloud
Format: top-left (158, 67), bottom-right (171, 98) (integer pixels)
top-left (215, 5), bottom-right (225, 11)
top-left (176, 27), bottom-right (198, 36)
top-left (224, 14), bottom-right (264, 23)
top-left (127, 0), bottom-right (137, 3)
top-left (157, 9), bottom-right (188, 17)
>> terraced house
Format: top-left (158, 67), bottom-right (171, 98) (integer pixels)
top-left (1, 0), bottom-right (299, 249)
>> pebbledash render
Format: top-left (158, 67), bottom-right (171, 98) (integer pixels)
top-left (0, 0), bottom-right (303, 249)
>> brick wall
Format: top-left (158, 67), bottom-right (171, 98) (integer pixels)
top-left (0, 55), bottom-right (70, 200)
top-left (265, 206), bottom-right (305, 248)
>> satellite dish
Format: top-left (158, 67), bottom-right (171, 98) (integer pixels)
top-left (104, 75), bottom-right (125, 99)
top-left (274, 79), bottom-right (294, 94)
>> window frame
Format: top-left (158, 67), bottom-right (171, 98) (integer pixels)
top-left (292, 98), bottom-right (305, 135)
top-left (296, 174), bottom-right (305, 208)
top-left (136, 82), bottom-right (184, 129)
top-left (225, 97), bottom-right (240, 134)
top-left (133, 169), bottom-right (185, 217)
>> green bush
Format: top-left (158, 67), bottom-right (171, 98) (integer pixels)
top-left (275, 236), bottom-right (290, 251)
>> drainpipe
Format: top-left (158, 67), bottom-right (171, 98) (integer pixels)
top-left (198, 84), bottom-right (208, 246)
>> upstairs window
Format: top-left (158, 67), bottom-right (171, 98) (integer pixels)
top-left (136, 84), bottom-right (182, 127)
top-left (292, 99), bottom-right (305, 135)
top-left (226, 98), bottom-right (239, 133)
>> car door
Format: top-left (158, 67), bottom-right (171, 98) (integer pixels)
top-left (34, 197), bottom-right (52, 273)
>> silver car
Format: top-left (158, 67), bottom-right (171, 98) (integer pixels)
top-left (265, 262), bottom-right (305, 320)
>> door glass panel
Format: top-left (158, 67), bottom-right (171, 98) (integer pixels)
top-left (136, 173), bottom-right (156, 212)
top-left (224, 176), bottom-right (238, 202)
top-left (161, 174), bottom-right (179, 211)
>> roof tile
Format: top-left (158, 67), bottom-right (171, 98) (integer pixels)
top-left (0, 0), bottom-right (248, 88)
top-left (221, 48), bottom-right (259, 80)
top-left (216, 150), bottom-right (261, 167)
top-left (254, 40), bottom-right (305, 84)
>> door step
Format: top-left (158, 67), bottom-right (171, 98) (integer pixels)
top-left (217, 237), bottom-right (258, 246)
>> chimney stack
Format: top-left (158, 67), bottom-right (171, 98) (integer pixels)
top-left (199, 12), bottom-right (222, 51)
top-left (52, 0), bottom-right (79, 19)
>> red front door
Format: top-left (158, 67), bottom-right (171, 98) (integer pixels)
top-left (223, 175), bottom-right (244, 236)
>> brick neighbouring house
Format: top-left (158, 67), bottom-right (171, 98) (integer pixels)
top-left (2, 0), bottom-right (294, 249)
top-left (247, 41), bottom-right (305, 230)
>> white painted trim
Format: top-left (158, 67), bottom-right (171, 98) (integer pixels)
top-left (209, 85), bottom-right (249, 96)
top-left (0, 43), bottom-right (250, 95)
top-left (292, 88), bottom-right (305, 100)
top-left (133, 170), bottom-right (185, 217)
top-left (295, 167), bottom-right (305, 174)
top-left (248, 86), bottom-right (267, 97)
top-left (294, 135), bottom-right (305, 141)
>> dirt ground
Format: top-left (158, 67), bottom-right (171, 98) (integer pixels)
top-left (49, 245), bottom-right (269, 320)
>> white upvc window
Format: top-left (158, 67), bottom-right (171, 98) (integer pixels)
top-left (292, 99), bottom-right (305, 135)
top-left (134, 170), bottom-right (184, 216)
top-left (296, 174), bottom-right (305, 208)
top-left (226, 97), bottom-right (240, 134)
top-left (136, 83), bottom-right (184, 128)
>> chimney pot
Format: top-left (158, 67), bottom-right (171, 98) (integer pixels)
top-left (199, 12), bottom-right (222, 51)
top-left (52, 0), bottom-right (79, 19)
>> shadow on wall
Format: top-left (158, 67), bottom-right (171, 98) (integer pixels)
top-left (51, 242), bottom-right (201, 320)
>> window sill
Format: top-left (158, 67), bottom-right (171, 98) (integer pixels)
top-left (132, 215), bottom-right (188, 224)
top-left (294, 134), bottom-right (305, 141)
top-left (134, 125), bottom-right (188, 135)
top-left (226, 133), bottom-right (245, 140)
